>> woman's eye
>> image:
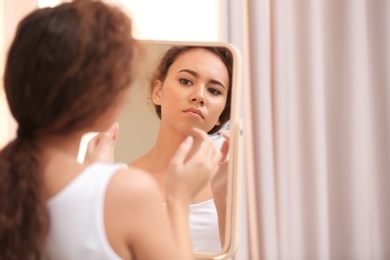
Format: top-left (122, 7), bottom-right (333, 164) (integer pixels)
top-left (208, 87), bottom-right (222, 95)
top-left (179, 78), bottom-right (193, 85)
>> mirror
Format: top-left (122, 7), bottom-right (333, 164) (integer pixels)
top-left (114, 40), bottom-right (243, 259)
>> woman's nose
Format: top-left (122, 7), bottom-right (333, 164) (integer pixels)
top-left (190, 86), bottom-right (206, 106)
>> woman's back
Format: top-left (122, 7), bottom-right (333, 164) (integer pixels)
top-left (44, 160), bottom-right (183, 260)
top-left (40, 138), bottom-right (197, 260)
top-left (46, 163), bottom-right (125, 260)
top-left (0, 1), bottom-right (222, 259)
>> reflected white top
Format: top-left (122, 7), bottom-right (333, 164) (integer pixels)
top-left (46, 163), bottom-right (126, 260)
top-left (189, 199), bottom-right (221, 253)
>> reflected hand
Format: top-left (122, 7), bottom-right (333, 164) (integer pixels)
top-left (166, 128), bottom-right (222, 204)
top-left (211, 130), bottom-right (230, 247)
top-left (211, 130), bottom-right (230, 205)
top-left (84, 122), bottom-right (118, 164)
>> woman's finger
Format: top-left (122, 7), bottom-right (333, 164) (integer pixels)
top-left (220, 139), bottom-right (229, 162)
top-left (170, 136), bottom-right (194, 166)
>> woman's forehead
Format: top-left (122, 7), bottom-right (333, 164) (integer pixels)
top-left (169, 49), bottom-right (229, 84)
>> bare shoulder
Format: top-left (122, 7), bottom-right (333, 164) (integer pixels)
top-left (104, 167), bottom-right (186, 259)
top-left (104, 166), bottom-right (166, 219)
top-left (103, 167), bottom-right (167, 258)
top-left (106, 167), bottom-right (160, 201)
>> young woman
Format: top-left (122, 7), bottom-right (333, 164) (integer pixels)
top-left (0, 1), bottom-right (222, 259)
top-left (129, 46), bottom-right (233, 253)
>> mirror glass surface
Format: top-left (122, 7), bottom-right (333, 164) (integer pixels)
top-left (114, 40), bottom-right (242, 259)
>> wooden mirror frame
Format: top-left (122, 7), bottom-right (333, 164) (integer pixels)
top-left (114, 40), bottom-right (243, 260)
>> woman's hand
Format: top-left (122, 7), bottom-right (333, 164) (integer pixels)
top-left (211, 130), bottom-right (230, 246)
top-left (211, 130), bottom-right (230, 205)
top-left (84, 123), bottom-right (118, 164)
top-left (166, 128), bottom-right (222, 204)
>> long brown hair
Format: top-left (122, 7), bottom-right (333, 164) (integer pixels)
top-left (150, 46), bottom-right (233, 135)
top-left (0, 0), bottom-right (138, 258)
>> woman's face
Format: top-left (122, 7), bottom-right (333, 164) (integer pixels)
top-left (153, 48), bottom-right (229, 134)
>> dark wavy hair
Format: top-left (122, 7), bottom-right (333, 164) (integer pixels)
top-left (150, 46), bottom-right (233, 135)
top-left (0, 0), bottom-right (139, 258)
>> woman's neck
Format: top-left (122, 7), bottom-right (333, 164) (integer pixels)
top-left (151, 126), bottom-right (187, 168)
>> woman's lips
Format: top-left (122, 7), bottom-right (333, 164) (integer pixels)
top-left (183, 108), bottom-right (204, 119)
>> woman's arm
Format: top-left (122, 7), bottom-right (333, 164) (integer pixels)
top-left (165, 129), bottom-right (222, 255)
top-left (105, 168), bottom-right (189, 260)
top-left (105, 129), bottom-right (222, 260)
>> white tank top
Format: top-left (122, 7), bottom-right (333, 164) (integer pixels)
top-left (46, 163), bottom-right (126, 260)
top-left (189, 199), bottom-right (221, 253)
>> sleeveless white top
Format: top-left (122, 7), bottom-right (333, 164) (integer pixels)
top-left (46, 163), bottom-right (126, 260)
top-left (189, 199), bottom-right (221, 253)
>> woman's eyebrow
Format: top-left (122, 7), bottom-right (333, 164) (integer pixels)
top-left (179, 69), bottom-right (199, 77)
top-left (178, 69), bottom-right (226, 89)
top-left (209, 79), bottom-right (226, 89)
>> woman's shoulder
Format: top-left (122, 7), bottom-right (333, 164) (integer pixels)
top-left (102, 167), bottom-right (167, 259)
top-left (108, 166), bottom-right (159, 198)
top-left (103, 166), bottom-right (165, 232)
top-left (105, 165), bottom-right (167, 218)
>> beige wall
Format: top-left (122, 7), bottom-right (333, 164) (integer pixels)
top-left (114, 43), bottom-right (171, 163)
top-left (0, 0), bottom-right (38, 148)
top-left (0, 0), bottom-right (7, 148)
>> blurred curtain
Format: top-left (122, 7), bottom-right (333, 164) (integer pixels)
top-left (221, 0), bottom-right (254, 259)
top-left (245, 0), bottom-right (390, 259)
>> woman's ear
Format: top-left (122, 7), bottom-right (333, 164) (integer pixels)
top-left (215, 117), bottom-right (221, 126)
top-left (152, 80), bottom-right (163, 105)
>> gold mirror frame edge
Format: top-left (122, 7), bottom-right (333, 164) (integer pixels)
top-left (135, 40), bottom-right (243, 260)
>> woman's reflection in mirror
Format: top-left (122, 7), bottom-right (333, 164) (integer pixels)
top-left (128, 46), bottom-right (233, 253)
top-left (0, 1), bottom-right (223, 259)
